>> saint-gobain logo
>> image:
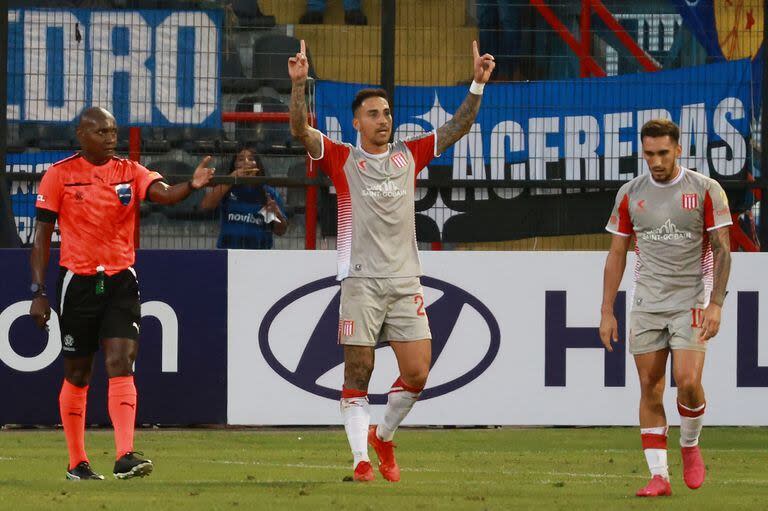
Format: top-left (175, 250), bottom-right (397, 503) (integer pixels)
top-left (258, 276), bottom-right (501, 404)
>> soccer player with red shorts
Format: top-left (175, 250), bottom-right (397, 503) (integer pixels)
top-left (600, 119), bottom-right (732, 497)
top-left (288, 40), bottom-right (495, 482)
top-left (29, 107), bottom-right (215, 480)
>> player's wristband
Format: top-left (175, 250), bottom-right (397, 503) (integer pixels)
top-left (469, 81), bottom-right (485, 95)
top-left (187, 180), bottom-right (198, 191)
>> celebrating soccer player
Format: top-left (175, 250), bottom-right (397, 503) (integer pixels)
top-left (29, 107), bottom-right (215, 480)
top-left (599, 119), bottom-right (732, 497)
top-left (288, 39), bottom-right (494, 482)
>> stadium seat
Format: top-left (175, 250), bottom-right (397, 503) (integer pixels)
top-left (148, 159), bottom-right (211, 220)
top-left (233, 93), bottom-right (299, 154)
top-left (37, 125), bottom-right (78, 151)
top-left (116, 126), bottom-right (131, 152)
top-left (252, 34), bottom-right (316, 93)
top-left (182, 128), bottom-right (220, 154)
top-left (231, 0), bottom-right (276, 28)
top-left (221, 50), bottom-right (260, 94)
top-left (6, 123), bottom-right (37, 153)
top-left (141, 127), bottom-right (172, 153)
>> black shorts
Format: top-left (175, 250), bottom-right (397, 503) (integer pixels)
top-left (56, 267), bottom-right (141, 358)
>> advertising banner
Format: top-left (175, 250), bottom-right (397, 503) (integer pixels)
top-left (228, 251), bottom-right (768, 426)
top-left (0, 249), bottom-right (227, 425)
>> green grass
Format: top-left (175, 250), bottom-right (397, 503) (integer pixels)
top-left (0, 427), bottom-right (766, 510)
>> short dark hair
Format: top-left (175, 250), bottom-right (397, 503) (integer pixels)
top-left (351, 88), bottom-right (390, 115)
top-left (640, 119), bottom-right (680, 144)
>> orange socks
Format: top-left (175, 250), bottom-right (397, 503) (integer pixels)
top-left (59, 380), bottom-right (89, 470)
top-left (108, 376), bottom-right (137, 459)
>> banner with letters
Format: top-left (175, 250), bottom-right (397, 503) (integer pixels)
top-left (2, 249), bottom-right (766, 425)
top-left (7, 8), bottom-right (221, 127)
top-left (0, 249), bottom-right (227, 425)
top-left (315, 59), bottom-right (754, 242)
top-left (228, 250), bottom-right (768, 426)
top-left (5, 151), bottom-right (73, 245)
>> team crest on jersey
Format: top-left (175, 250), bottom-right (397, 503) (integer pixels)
top-left (390, 152), bottom-right (407, 168)
top-left (114, 184), bottom-right (132, 206)
top-left (681, 193), bottom-right (698, 210)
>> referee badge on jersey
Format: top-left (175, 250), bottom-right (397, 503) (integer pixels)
top-left (114, 183), bottom-right (132, 206)
top-left (390, 152), bottom-right (407, 168)
top-left (681, 193), bottom-right (698, 210)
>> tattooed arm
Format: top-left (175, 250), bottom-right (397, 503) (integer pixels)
top-left (288, 39), bottom-right (322, 159)
top-left (436, 94), bottom-right (482, 155)
top-left (699, 226), bottom-right (731, 342)
top-left (435, 40), bottom-right (495, 155)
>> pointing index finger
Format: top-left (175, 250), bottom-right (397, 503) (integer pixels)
top-left (300, 39), bottom-right (306, 56)
top-left (472, 40), bottom-right (480, 59)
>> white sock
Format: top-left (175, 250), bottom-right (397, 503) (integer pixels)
top-left (340, 392), bottom-right (370, 467)
top-left (376, 377), bottom-right (422, 442)
top-left (641, 426), bottom-right (669, 479)
top-left (678, 402), bottom-right (706, 447)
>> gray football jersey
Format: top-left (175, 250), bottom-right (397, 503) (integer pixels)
top-left (606, 167), bottom-right (731, 312)
top-left (313, 132), bottom-right (438, 279)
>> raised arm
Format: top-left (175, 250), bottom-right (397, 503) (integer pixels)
top-left (435, 40), bottom-right (495, 155)
top-left (599, 234), bottom-right (632, 351)
top-left (149, 156), bottom-right (215, 205)
top-left (289, 39), bottom-right (323, 159)
top-left (699, 226), bottom-right (731, 342)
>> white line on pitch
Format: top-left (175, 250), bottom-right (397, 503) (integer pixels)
top-left (206, 460), bottom-right (768, 485)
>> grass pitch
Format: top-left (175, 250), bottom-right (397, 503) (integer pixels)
top-left (0, 427), bottom-right (765, 510)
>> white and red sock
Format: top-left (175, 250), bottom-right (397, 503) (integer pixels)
top-left (340, 387), bottom-right (370, 467)
top-left (376, 377), bottom-right (423, 442)
top-left (678, 401), bottom-right (706, 447)
top-left (641, 426), bottom-right (669, 479)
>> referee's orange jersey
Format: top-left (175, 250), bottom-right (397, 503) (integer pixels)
top-left (35, 154), bottom-right (163, 276)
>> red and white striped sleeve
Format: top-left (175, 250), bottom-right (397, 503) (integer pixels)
top-left (606, 187), bottom-right (633, 237)
top-left (703, 179), bottom-right (732, 231)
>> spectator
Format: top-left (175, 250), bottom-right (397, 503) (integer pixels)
top-left (476, 0), bottom-right (527, 81)
top-left (201, 146), bottom-right (288, 249)
top-left (300, 0), bottom-right (367, 26)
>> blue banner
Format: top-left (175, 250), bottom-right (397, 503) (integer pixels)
top-left (7, 9), bottom-right (222, 127)
top-left (316, 59), bottom-right (753, 182)
top-left (5, 151), bottom-right (73, 245)
top-left (315, 60), bottom-right (754, 241)
top-left (0, 249), bottom-right (227, 425)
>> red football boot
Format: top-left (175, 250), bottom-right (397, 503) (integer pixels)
top-left (681, 445), bottom-right (706, 489)
top-left (353, 460), bottom-right (374, 482)
top-left (636, 475), bottom-right (672, 497)
top-left (368, 426), bottom-right (400, 482)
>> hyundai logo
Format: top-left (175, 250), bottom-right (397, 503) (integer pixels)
top-left (258, 276), bottom-right (501, 404)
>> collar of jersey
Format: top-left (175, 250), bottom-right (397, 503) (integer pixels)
top-left (648, 166), bottom-right (686, 188)
top-left (356, 144), bottom-right (391, 160)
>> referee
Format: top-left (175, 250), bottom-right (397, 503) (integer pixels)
top-left (29, 107), bottom-right (215, 480)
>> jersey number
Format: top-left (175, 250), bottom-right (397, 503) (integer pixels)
top-left (414, 295), bottom-right (426, 316)
top-left (690, 308), bottom-right (705, 328)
